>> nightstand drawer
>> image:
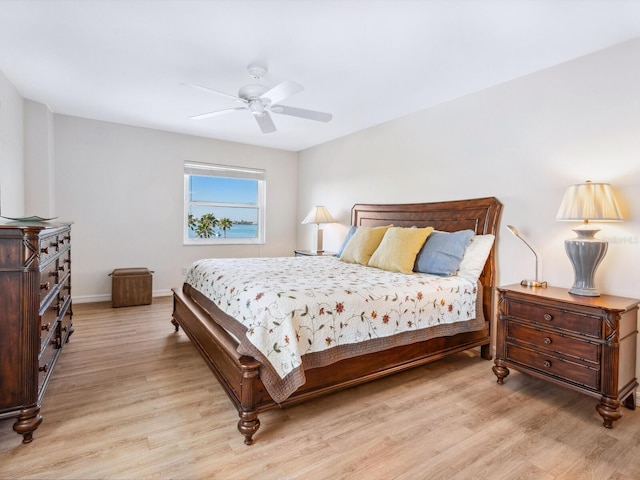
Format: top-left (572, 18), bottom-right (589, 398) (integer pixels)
top-left (506, 343), bottom-right (599, 390)
top-left (507, 300), bottom-right (601, 338)
top-left (507, 322), bottom-right (600, 363)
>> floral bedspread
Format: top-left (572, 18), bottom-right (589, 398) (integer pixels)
top-left (185, 256), bottom-right (482, 402)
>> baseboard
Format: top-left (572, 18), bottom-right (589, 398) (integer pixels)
top-left (72, 289), bottom-right (173, 304)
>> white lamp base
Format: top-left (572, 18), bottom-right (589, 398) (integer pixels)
top-left (565, 227), bottom-right (608, 297)
top-left (315, 226), bottom-right (324, 254)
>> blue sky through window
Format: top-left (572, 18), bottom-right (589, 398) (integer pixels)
top-left (190, 176), bottom-right (257, 204)
top-left (188, 176), bottom-right (258, 228)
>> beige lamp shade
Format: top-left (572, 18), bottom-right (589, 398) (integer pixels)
top-left (302, 206), bottom-right (336, 225)
top-left (556, 181), bottom-right (622, 222)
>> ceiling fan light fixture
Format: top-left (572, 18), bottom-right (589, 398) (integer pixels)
top-left (248, 101), bottom-right (265, 116)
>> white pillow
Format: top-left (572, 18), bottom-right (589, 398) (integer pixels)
top-left (456, 234), bottom-right (495, 284)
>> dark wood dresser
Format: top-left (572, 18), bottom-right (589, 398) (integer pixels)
top-left (0, 221), bottom-right (73, 443)
top-left (493, 284), bottom-right (638, 428)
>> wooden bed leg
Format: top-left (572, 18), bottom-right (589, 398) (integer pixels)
top-left (238, 410), bottom-right (260, 445)
top-left (238, 355), bottom-right (262, 445)
top-left (171, 293), bottom-right (180, 331)
top-left (480, 343), bottom-right (492, 360)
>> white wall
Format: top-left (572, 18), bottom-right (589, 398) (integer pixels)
top-left (24, 99), bottom-right (55, 217)
top-left (0, 69), bottom-right (24, 216)
top-left (298, 38), bottom-right (640, 302)
top-left (54, 115), bottom-right (298, 301)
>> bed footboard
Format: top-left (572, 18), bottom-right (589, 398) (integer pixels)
top-left (172, 287), bottom-right (262, 444)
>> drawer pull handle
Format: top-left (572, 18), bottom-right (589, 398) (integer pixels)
top-left (40, 246), bottom-right (49, 254)
top-left (58, 266), bottom-right (65, 272)
top-left (41, 323), bottom-right (51, 331)
top-left (543, 337), bottom-right (552, 345)
top-left (543, 360), bottom-right (551, 368)
top-left (40, 282), bottom-right (50, 291)
top-left (39, 364), bottom-right (49, 373)
top-left (543, 313), bottom-right (553, 321)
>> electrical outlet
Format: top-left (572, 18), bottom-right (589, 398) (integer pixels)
top-left (182, 267), bottom-right (189, 275)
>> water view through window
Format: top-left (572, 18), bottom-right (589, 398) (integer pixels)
top-left (187, 176), bottom-right (259, 239)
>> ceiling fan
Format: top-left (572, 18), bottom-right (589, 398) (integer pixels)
top-left (187, 64), bottom-right (332, 134)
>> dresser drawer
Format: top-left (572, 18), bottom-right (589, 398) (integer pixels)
top-left (39, 262), bottom-right (59, 304)
top-left (58, 296), bottom-right (73, 344)
top-left (506, 343), bottom-right (599, 390)
top-left (38, 234), bottom-right (62, 265)
top-left (58, 248), bottom-right (71, 277)
top-left (506, 321), bottom-right (600, 364)
top-left (39, 305), bottom-right (59, 352)
top-left (38, 337), bottom-right (60, 391)
top-left (507, 300), bottom-right (601, 338)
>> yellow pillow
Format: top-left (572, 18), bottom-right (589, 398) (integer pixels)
top-left (339, 225), bottom-right (392, 265)
top-left (368, 227), bottom-right (434, 273)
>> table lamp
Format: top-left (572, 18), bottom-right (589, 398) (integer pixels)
top-left (507, 225), bottom-right (547, 288)
top-left (556, 180), bottom-right (622, 296)
top-left (302, 206), bottom-right (335, 253)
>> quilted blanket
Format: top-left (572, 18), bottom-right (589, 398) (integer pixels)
top-left (185, 256), bottom-right (484, 402)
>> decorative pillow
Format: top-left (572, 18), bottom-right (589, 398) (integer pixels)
top-left (414, 229), bottom-right (475, 276)
top-left (337, 226), bottom-right (358, 258)
top-left (339, 225), bottom-right (392, 265)
top-left (368, 227), bottom-right (434, 274)
top-left (456, 234), bottom-right (496, 283)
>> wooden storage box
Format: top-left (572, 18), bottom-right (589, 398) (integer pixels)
top-left (110, 268), bottom-right (153, 307)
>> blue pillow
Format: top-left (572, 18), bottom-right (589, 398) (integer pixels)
top-left (337, 226), bottom-right (358, 258)
top-left (414, 229), bottom-right (475, 276)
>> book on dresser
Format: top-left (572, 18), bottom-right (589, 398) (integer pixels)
top-left (0, 220), bottom-right (73, 443)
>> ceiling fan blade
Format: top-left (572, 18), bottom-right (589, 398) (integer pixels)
top-left (185, 82), bottom-right (247, 104)
top-left (270, 105), bottom-right (332, 122)
top-left (190, 107), bottom-right (246, 120)
top-left (255, 112), bottom-right (277, 134)
top-left (261, 80), bottom-right (304, 105)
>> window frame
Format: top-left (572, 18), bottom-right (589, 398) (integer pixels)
top-left (183, 161), bottom-right (266, 246)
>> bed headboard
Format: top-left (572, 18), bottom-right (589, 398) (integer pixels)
top-left (351, 197), bottom-right (503, 317)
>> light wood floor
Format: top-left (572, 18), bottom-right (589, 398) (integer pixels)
top-left (2, 298), bottom-right (640, 479)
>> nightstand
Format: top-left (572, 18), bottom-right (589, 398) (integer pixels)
top-left (493, 284), bottom-right (639, 428)
top-left (294, 250), bottom-right (336, 257)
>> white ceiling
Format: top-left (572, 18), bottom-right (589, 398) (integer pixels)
top-left (2, 1), bottom-right (640, 152)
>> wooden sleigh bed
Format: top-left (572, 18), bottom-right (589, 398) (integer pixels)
top-left (171, 196), bottom-right (502, 444)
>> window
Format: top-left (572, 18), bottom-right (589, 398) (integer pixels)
top-left (184, 161), bottom-right (266, 245)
